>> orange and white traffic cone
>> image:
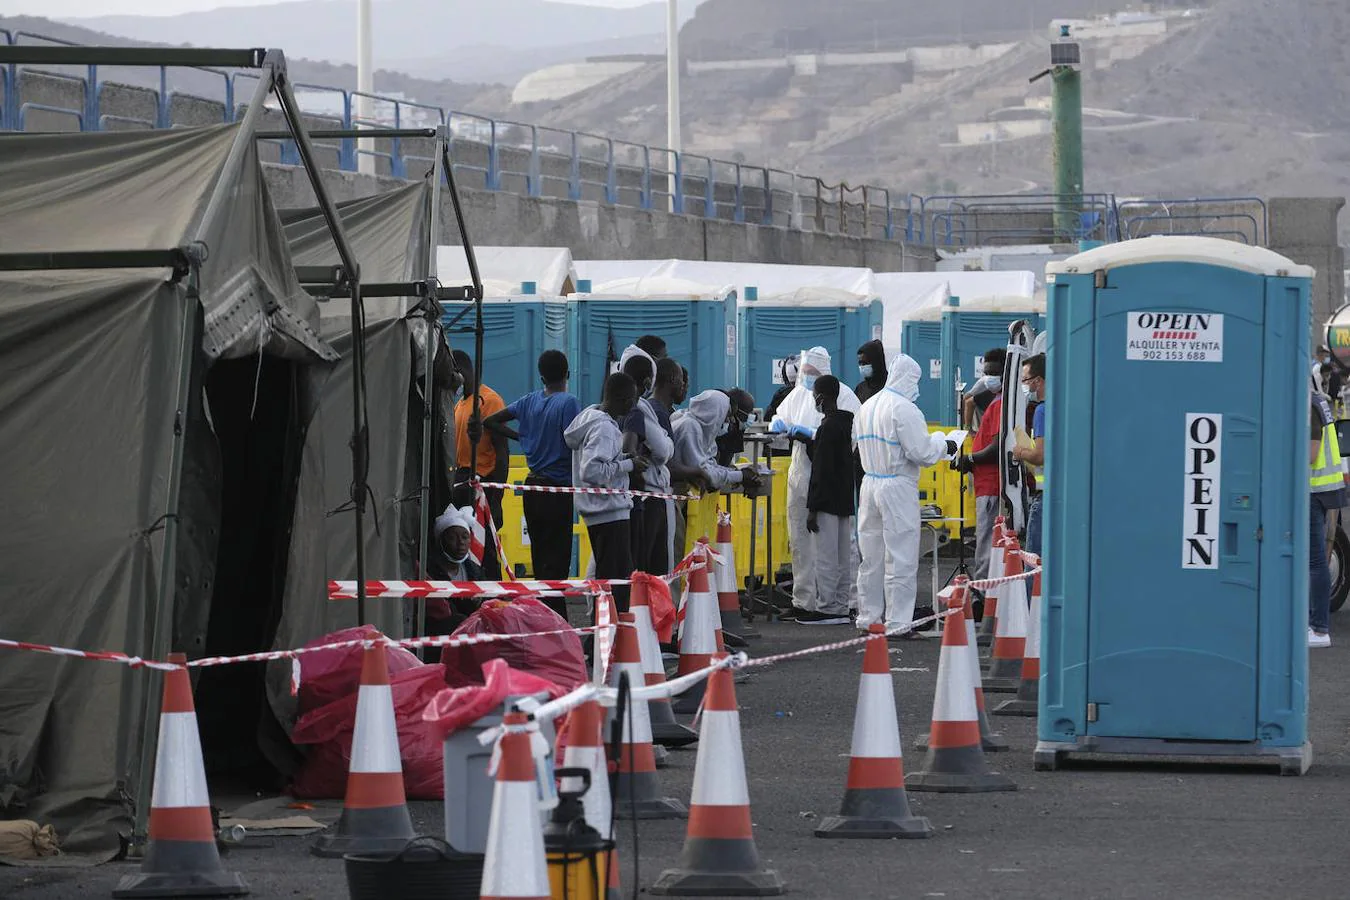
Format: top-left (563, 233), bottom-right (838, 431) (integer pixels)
top-left (715, 514), bottom-right (756, 645)
top-left (996, 554), bottom-right (1041, 717)
top-left (559, 700), bottom-right (621, 899)
top-left (671, 544), bottom-right (723, 715)
top-left (114, 654), bottom-right (248, 899)
top-left (480, 711), bottom-right (552, 900)
top-left (609, 613), bottom-right (687, 820)
top-left (905, 586), bottom-right (1017, 794)
top-left (815, 625), bottom-right (932, 839)
top-left (650, 657), bottom-right (784, 896)
top-left (312, 640), bottom-right (416, 857)
top-left (914, 580), bottom-right (1007, 754)
top-left (631, 577), bottom-right (698, 748)
top-left (984, 539), bottom-right (1028, 693)
top-left (977, 518), bottom-right (1006, 649)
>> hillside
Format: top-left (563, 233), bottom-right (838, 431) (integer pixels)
top-left (681, 0), bottom-right (1197, 59)
top-left (0, 16), bottom-right (511, 116)
top-left (521, 0), bottom-right (1350, 240)
top-left (65, 0), bottom-right (703, 84)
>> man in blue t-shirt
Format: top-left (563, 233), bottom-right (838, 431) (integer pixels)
top-left (485, 350), bottom-right (582, 581)
top-left (1013, 353), bottom-right (1047, 555)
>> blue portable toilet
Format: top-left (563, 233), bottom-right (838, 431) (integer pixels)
top-left (436, 246), bottom-right (576, 407)
top-left (738, 286), bottom-right (882, 410)
top-left (1035, 236), bottom-right (1315, 774)
top-left (939, 294), bottom-right (1048, 424)
top-left (566, 276), bottom-right (738, 404)
top-left (901, 308), bottom-right (944, 422)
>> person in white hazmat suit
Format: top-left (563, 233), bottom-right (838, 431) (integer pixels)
top-left (854, 353), bottom-right (958, 635)
top-left (770, 347), bottom-right (861, 618)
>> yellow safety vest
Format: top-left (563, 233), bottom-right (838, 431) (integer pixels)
top-left (1311, 423), bottom-right (1346, 492)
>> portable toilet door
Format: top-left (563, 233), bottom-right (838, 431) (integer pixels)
top-left (901, 312), bottom-right (943, 422)
top-left (736, 287), bottom-right (882, 413)
top-left (1036, 236), bottom-right (1314, 774)
top-left (441, 293), bottom-right (566, 409)
top-left (566, 281), bottom-right (737, 404)
top-left (942, 294), bottom-right (1049, 423)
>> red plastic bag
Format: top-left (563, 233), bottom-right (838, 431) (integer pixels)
top-left (289, 663), bottom-right (447, 800)
top-left (441, 597), bottom-right (587, 691)
top-left (295, 626), bottom-right (420, 717)
top-left (632, 572), bottom-right (676, 643)
top-left (423, 658), bottom-right (567, 738)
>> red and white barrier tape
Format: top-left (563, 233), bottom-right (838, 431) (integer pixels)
top-left (473, 480), bottom-right (699, 503)
top-left (968, 563), bottom-right (1041, 592)
top-left (331, 545), bottom-right (718, 600)
top-left (2, 554), bottom-right (1034, 677)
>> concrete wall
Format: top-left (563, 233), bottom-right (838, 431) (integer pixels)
top-left (263, 162), bottom-right (937, 272)
top-left (1268, 197), bottom-right (1346, 331)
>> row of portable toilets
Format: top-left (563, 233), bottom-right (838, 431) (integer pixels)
top-left (434, 251), bottom-right (1052, 422)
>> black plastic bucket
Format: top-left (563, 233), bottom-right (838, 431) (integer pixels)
top-left (344, 835), bottom-right (485, 900)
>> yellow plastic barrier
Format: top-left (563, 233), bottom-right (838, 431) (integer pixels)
top-left (918, 426), bottom-right (975, 541)
top-left (499, 437), bottom-right (971, 576)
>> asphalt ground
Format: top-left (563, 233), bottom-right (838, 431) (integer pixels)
top-left (4, 555), bottom-right (1349, 899)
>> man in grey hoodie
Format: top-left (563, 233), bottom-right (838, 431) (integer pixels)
top-left (565, 372), bottom-right (645, 610)
top-left (620, 346), bottom-right (675, 576)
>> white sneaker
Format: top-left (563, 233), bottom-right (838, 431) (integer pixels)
top-left (1309, 628), bottom-right (1331, 649)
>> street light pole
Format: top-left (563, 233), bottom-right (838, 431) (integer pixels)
top-left (356, 0), bottom-right (375, 174)
top-left (666, 0), bottom-right (681, 212)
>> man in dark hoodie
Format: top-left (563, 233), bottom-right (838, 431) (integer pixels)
top-left (565, 372), bottom-right (645, 610)
top-left (799, 375), bottom-right (855, 625)
top-left (855, 340), bottom-right (888, 404)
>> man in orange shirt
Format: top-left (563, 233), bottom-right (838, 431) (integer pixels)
top-left (452, 350), bottom-right (511, 534)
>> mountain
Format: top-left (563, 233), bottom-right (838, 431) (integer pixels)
top-left (67, 0), bottom-right (703, 82)
top-left (390, 33), bottom-right (667, 86)
top-left (0, 16), bottom-right (510, 115)
top-left (681, 0), bottom-right (1198, 60)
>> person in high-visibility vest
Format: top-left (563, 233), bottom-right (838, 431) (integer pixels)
top-left (1309, 383), bottom-right (1347, 648)
top-left (1013, 353), bottom-right (1047, 555)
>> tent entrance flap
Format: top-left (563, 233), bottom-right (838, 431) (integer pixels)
top-left (194, 356), bottom-right (306, 785)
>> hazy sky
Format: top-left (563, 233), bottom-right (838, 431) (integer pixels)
top-left (10, 0), bottom-right (654, 17)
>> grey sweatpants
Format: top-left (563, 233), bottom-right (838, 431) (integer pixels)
top-left (813, 512), bottom-right (855, 616)
top-left (974, 495), bottom-right (1001, 582)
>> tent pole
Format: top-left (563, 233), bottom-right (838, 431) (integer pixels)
top-left (271, 58), bottom-right (372, 624)
top-left (416, 134), bottom-right (447, 636)
top-left (131, 261), bottom-right (203, 852)
top-left (440, 143), bottom-right (485, 501)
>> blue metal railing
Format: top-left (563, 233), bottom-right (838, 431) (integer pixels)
top-left (1117, 197), bottom-right (1267, 246)
top-left (14, 29), bottom-right (1287, 251)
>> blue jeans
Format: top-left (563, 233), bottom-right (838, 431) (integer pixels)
top-left (1310, 493), bottom-right (1333, 634)
top-left (1026, 493), bottom-right (1043, 557)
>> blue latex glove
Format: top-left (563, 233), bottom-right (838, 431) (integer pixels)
top-left (789, 424), bottom-right (816, 440)
top-left (769, 418), bottom-right (789, 434)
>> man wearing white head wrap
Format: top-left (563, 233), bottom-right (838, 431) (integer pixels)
top-left (853, 353), bottom-right (956, 636)
top-left (426, 505), bottom-right (483, 633)
top-left (770, 347), bottom-right (861, 619)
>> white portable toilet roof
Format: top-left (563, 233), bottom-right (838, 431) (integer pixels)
top-left (1046, 235), bottom-right (1315, 278)
top-left (575, 274), bottom-right (734, 301)
top-left (909, 294), bottom-right (1047, 321)
top-left (574, 259), bottom-right (669, 285)
top-left (748, 286), bottom-right (875, 308)
top-left (436, 245), bottom-right (577, 298)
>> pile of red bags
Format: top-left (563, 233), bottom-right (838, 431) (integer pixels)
top-left (288, 627), bottom-right (445, 800)
top-left (441, 597), bottom-right (588, 691)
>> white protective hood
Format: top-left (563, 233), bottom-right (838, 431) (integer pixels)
top-left (888, 353), bottom-right (924, 403)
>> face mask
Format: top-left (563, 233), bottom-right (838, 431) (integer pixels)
top-left (859, 364), bottom-right (874, 380)
top-left (801, 374), bottom-right (818, 391)
top-left (716, 419), bottom-right (731, 438)
top-left (984, 376), bottom-right (1002, 390)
